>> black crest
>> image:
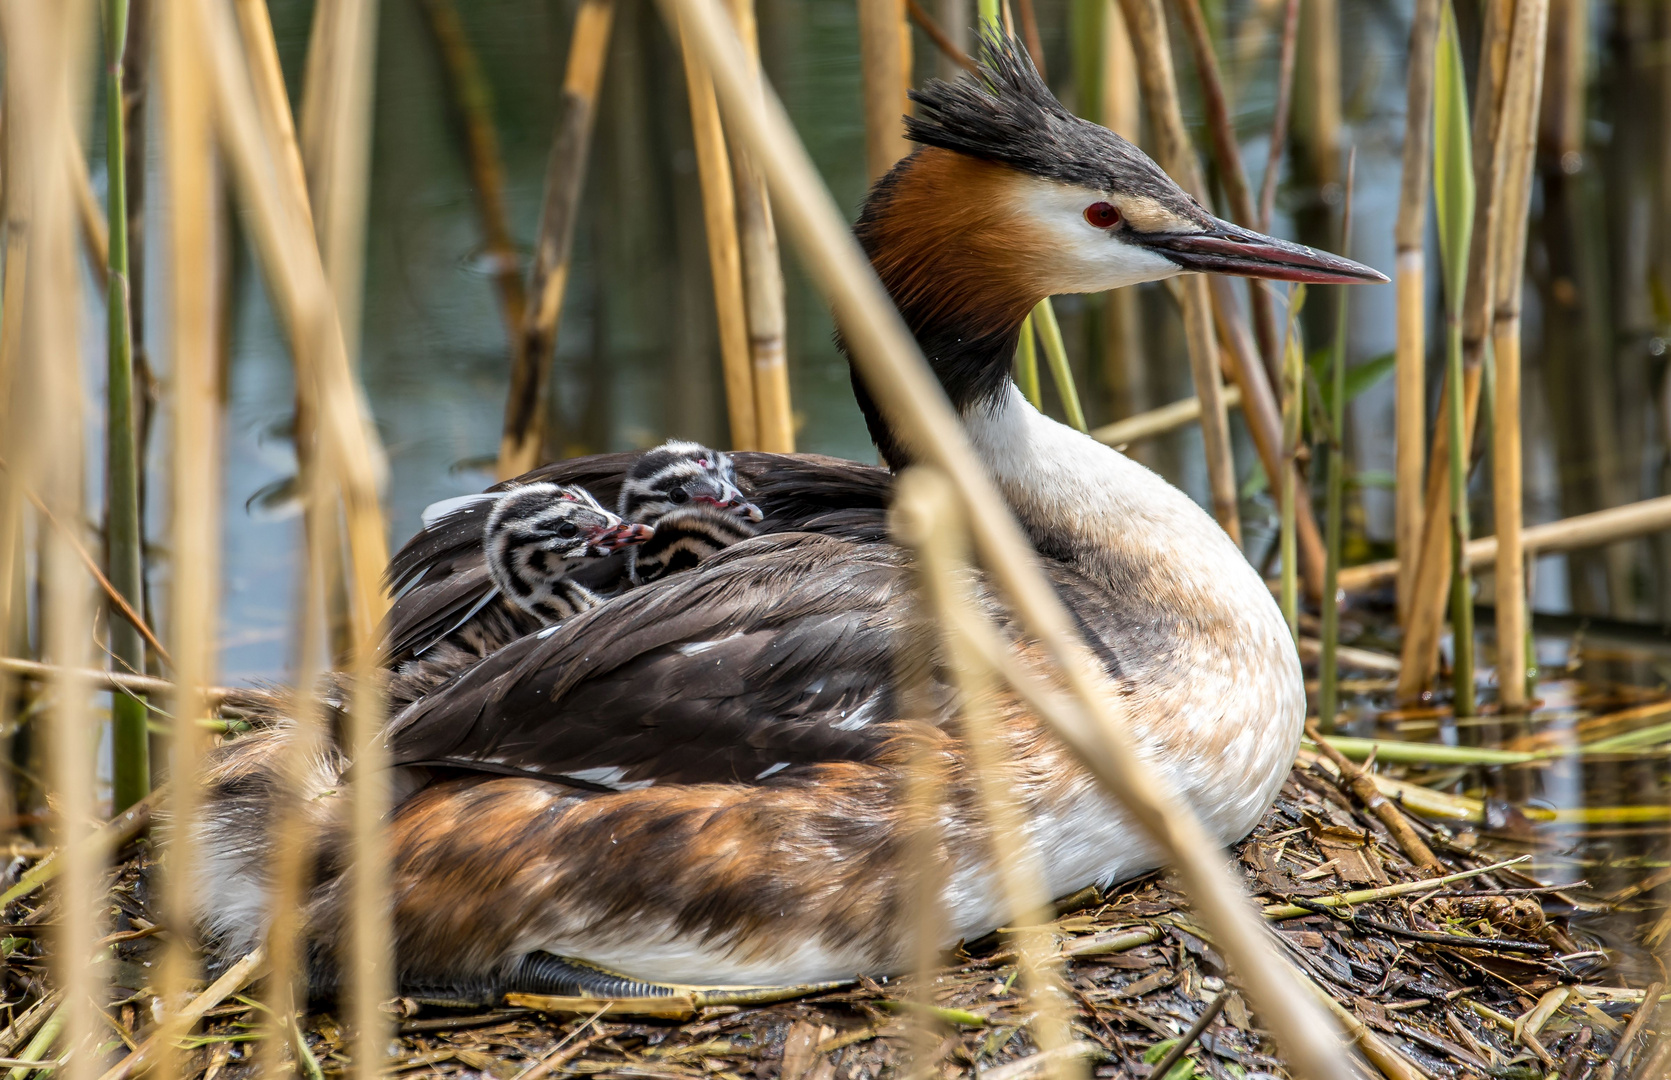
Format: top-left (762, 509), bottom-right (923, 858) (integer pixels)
top-left (906, 31), bottom-right (1189, 207)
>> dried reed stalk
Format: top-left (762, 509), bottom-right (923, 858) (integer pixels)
top-left (1091, 384), bottom-right (1244, 447)
top-left (662, 1), bottom-right (1346, 1073)
top-left (298, 2), bottom-right (394, 1067)
top-left (894, 468), bottom-right (1081, 1080)
top-left (1295, 0), bottom-right (1341, 188)
top-left (66, 128), bottom-right (110, 287)
top-left (1113, 0), bottom-right (1240, 544)
top-left (858, 0), bottom-right (912, 181)
top-left (1341, 495), bottom-right (1671, 592)
top-left (1539, 0), bottom-right (1585, 165)
top-left (727, 0), bottom-right (795, 453)
top-left (1256, 0), bottom-right (1299, 233)
top-left (1393, 0), bottom-right (1441, 624)
top-left (197, 7), bottom-right (395, 1072)
top-left (103, 0), bottom-right (149, 811)
top-left (677, 9), bottom-right (755, 449)
top-left (908, 0), bottom-right (976, 74)
top-left (1208, 275), bottom-right (1325, 598)
top-left (1098, 0), bottom-right (1147, 434)
top-left (298, 0), bottom-right (381, 365)
top-left (1, 9), bottom-right (98, 1080)
top-left (419, 0), bottom-right (529, 352)
top-left (153, 5), bottom-right (217, 1075)
top-left (1396, 0), bottom-right (1514, 703)
top-left (499, 0), bottom-right (614, 479)
top-left (1489, 0), bottom-right (1551, 711)
top-left (1171, 0), bottom-right (1281, 385)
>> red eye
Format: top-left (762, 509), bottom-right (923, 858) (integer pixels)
top-left (1084, 202), bottom-right (1120, 228)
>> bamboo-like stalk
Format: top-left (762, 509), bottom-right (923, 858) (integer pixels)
top-left (1, 10), bottom-right (98, 1080)
top-left (153, 5), bottom-right (216, 1075)
top-left (1256, 0), bottom-right (1299, 234)
top-left (678, 8), bottom-right (755, 449)
top-left (1393, 0), bottom-right (1441, 625)
top-left (1113, 0), bottom-right (1240, 544)
top-left (858, 0), bottom-right (912, 182)
top-left (102, 0), bottom-right (149, 811)
top-left (1294, 0), bottom-right (1340, 190)
top-left (1016, 313), bottom-right (1042, 408)
top-left (727, 0), bottom-right (795, 453)
top-left (418, 0), bottom-right (529, 355)
top-left (66, 129), bottom-right (110, 288)
top-left (1279, 285), bottom-right (1307, 638)
top-left (498, 0), bottom-right (614, 479)
top-left (1396, 0), bottom-right (1513, 703)
top-left (1032, 299), bottom-right (1088, 433)
top-left (1170, 0), bottom-right (1281, 386)
top-left (908, 0), bottom-right (976, 74)
top-left (1489, 0), bottom-right (1551, 712)
top-left (894, 469), bottom-right (1081, 1080)
top-left (1090, 384), bottom-right (1244, 447)
top-left (1317, 152), bottom-right (1355, 732)
top-left (662, 2), bottom-right (1346, 1073)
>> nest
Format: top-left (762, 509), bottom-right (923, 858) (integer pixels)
top-left (3, 749), bottom-right (1658, 1080)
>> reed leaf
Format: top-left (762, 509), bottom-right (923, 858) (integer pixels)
top-left (1016, 311), bottom-right (1042, 408)
top-left (1432, 0), bottom-right (1475, 716)
top-left (1279, 285), bottom-right (1307, 639)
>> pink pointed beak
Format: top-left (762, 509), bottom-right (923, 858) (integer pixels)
top-left (1140, 217), bottom-right (1388, 284)
top-left (589, 521), bottom-right (654, 554)
top-left (694, 484), bottom-right (764, 522)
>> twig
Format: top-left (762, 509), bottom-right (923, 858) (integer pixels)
top-left (976, 1042), bottom-right (1101, 1080)
top-left (0, 656), bottom-right (234, 703)
top-left (0, 461), bottom-right (171, 666)
top-left (1146, 990), bottom-right (1229, 1079)
top-left (1305, 721), bottom-right (1444, 871)
top-left (1287, 897), bottom-right (1549, 954)
top-left (1340, 494), bottom-right (1671, 592)
top-left (905, 0), bottom-right (977, 73)
top-left (1091, 385), bottom-right (1243, 447)
top-left (1594, 980), bottom-right (1662, 1080)
top-left (514, 1008), bottom-right (610, 1080)
top-left (1262, 857), bottom-right (1532, 920)
top-left (1304, 975), bottom-right (1435, 1080)
top-left (95, 947), bottom-right (268, 1080)
top-left (0, 785), bottom-right (164, 911)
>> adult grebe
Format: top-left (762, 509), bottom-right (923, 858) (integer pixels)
top-left (193, 37), bottom-right (1382, 997)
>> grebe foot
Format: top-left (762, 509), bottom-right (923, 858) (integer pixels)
top-left (504, 953), bottom-right (681, 998)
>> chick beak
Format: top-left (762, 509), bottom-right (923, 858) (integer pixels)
top-left (1138, 217), bottom-right (1387, 284)
top-left (695, 483), bottom-right (764, 522)
top-left (590, 521), bottom-right (654, 555)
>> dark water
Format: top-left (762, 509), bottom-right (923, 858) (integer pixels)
top-left (75, 0), bottom-right (1671, 975)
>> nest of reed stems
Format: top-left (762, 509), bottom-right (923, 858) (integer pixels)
top-left (1, 686), bottom-right (1659, 1080)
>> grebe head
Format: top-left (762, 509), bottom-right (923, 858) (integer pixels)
top-left (851, 33), bottom-right (1383, 462)
top-left (485, 483), bottom-right (652, 616)
top-left (619, 440), bottom-right (763, 525)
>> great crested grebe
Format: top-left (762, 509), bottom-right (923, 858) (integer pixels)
top-left (192, 38), bottom-right (1382, 996)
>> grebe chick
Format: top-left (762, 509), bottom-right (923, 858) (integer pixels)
top-left (485, 483), bottom-right (653, 621)
top-left (617, 441), bottom-right (763, 584)
top-left (386, 484), bottom-right (650, 708)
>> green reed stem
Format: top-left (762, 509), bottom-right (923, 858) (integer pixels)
top-left (1032, 299), bottom-right (1087, 432)
top-left (105, 0), bottom-right (149, 810)
top-left (1278, 285), bottom-right (1307, 640)
top-left (1318, 153), bottom-right (1355, 733)
top-left (1016, 312), bottom-right (1042, 408)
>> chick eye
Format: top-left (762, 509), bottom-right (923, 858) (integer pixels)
top-left (555, 522), bottom-right (579, 539)
top-left (667, 485), bottom-right (690, 505)
top-left (1084, 202), bottom-right (1121, 228)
